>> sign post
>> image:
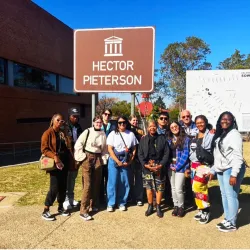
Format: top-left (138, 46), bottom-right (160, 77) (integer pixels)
top-left (74, 26), bottom-right (155, 119)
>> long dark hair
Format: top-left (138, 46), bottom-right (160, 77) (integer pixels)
top-left (115, 116), bottom-right (130, 133)
top-left (167, 121), bottom-right (186, 150)
top-left (211, 111), bottom-right (238, 154)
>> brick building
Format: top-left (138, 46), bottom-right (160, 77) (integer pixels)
top-left (0, 0), bottom-right (93, 143)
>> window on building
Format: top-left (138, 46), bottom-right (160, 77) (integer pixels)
top-left (13, 63), bottom-right (56, 91)
top-left (0, 58), bottom-right (6, 85)
top-left (59, 77), bottom-right (76, 95)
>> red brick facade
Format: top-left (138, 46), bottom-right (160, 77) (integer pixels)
top-left (0, 0), bottom-right (93, 143)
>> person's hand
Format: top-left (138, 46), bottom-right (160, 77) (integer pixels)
top-left (155, 164), bottom-right (162, 170)
top-left (56, 162), bottom-right (64, 170)
top-left (208, 173), bottom-right (214, 181)
top-left (117, 160), bottom-right (123, 167)
top-left (229, 176), bottom-right (237, 186)
top-left (185, 169), bottom-right (191, 178)
top-left (150, 166), bottom-right (158, 173)
top-left (54, 155), bottom-right (60, 163)
top-left (122, 162), bottom-right (129, 167)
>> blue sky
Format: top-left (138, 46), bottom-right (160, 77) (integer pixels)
top-left (33, 0), bottom-right (250, 105)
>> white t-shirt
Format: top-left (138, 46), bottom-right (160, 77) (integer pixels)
top-left (107, 130), bottom-right (138, 152)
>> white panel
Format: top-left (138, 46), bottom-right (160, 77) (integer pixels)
top-left (186, 69), bottom-right (250, 131)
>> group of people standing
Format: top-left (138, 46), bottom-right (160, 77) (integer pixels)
top-left (40, 108), bottom-right (246, 233)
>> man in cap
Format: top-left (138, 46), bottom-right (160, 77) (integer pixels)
top-left (63, 107), bottom-right (83, 210)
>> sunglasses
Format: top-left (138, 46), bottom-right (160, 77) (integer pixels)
top-left (57, 119), bottom-right (65, 123)
top-left (159, 117), bottom-right (168, 121)
top-left (104, 113), bottom-right (111, 116)
top-left (118, 121), bottom-right (126, 125)
top-left (182, 115), bottom-right (190, 119)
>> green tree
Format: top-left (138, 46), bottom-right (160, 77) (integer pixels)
top-left (217, 49), bottom-right (250, 69)
top-left (111, 100), bottom-right (131, 118)
top-left (153, 96), bottom-right (166, 110)
top-left (158, 36), bottom-right (212, 108)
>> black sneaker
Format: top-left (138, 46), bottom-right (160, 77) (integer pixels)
top-left (42, 210), bottom-right (55, 221)
top-left (58, 207), bottom-right (70, 216)
top-left (199, 211), bottom-right (210, 224)
top-left (177, 207), bottom-right (185, 217)
top-left (172, 206), bottom-right (178, 216)
top-left (194, 210), bottom-right (202, 221)
top-left (219, 221), bottom-right (237, 232)
top-left (80, 213), bottom-right (93, 221)
top-left (216, 219), bottom-right (227, 228)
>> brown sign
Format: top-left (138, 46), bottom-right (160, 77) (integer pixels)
top-left (74, 27), bottom-right (155, 93)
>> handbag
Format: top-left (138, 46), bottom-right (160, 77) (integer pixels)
top-left (40, 155), bottom-right (56, 171)
top-left (118, 132), bottom-right (132, 163)
top-left (40, 133), bottom-right (62, 171)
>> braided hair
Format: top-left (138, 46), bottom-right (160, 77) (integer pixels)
top-left (211, 111), bottom-right (238, 155)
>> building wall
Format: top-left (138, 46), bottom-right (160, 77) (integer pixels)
top-left (0, 0), bottom-right (73, 78)
top-left (0, 1), bottom-right (93, 143)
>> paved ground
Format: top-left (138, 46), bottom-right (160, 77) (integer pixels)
top-left (1, 197), bottom-right (250, 249)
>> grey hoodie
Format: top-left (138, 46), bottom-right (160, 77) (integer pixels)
top-left (210, 129), bottom-right (244, 177)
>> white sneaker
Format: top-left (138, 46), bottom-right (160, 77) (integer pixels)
top-left (119, 205), bottom-right (126, 211)
top-left (80, 213), bottom-right (92, 221)
top-left (63, 201), bottom-right (72, 210)
top-left (107, 206), bottom-right (114, 212)
top-left (216, 219), bottom-right (227, 228)
top-left (194, 210), bottom-right (202, 221)
top-left (137, 201), bottom-right (143, 206)
top-left (71, 200), bottom-right (79, 207)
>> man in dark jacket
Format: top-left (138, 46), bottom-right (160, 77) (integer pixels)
top-left (63, 107), bottom-right (83, 210)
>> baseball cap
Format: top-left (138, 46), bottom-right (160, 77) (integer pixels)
top-left (69, 107), bottom-right (80, 116)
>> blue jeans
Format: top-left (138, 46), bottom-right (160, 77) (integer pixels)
top-left (107, 158), bottom-right (130, 207)
top-left (217, 165), bottom-right (245, 226)
top-left (65, 170), bottom-right (78, 204)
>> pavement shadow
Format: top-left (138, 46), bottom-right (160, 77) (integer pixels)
top-left (241, 176), bottom-right (250, 185)
top-left (237, 193), bottom-right (250, 228)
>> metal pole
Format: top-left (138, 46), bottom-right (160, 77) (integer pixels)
top-left (131, 93), bottom-right (135, 115)
top-left (92, 94), bottom-right (96, 122)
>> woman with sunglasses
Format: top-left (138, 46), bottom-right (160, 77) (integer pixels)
top-left (41, 113), bottom-right (73, 221)
top-left (209, 112), bottom-right (245, 232)
top-left (74, 115), bottom-right (107, 221)
top-left (138, 120), bottom-right (170, 218)
top-left (189, 115), bottom-right (214, 225)
top-left (106, 116), bottom-right (138, 212)
top-left (167, 121), bottom-right (190, 217)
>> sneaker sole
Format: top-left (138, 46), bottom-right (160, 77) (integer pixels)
top-left (80, 216), bottom-right (92, 221)
top-left (194, 217), bottom-right (201, 221)
top-left (41, 215), bottom-right (55, 221)
top-left (219, 227), bottom-right (237, 233)
top-left (59, 213), bottom-right (70, 217)
top-left (199, 220), bottom-right (209, 224)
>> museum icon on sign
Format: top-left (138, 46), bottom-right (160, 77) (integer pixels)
top-left (104, 36), bottom-right (123, 57)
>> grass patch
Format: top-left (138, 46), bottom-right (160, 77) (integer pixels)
top-left (0, 143), bottom-right (250, 206)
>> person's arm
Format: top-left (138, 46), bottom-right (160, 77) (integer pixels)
top-left (159, 138), bottom-right (170, 167)
top-left (175, 137), bottom-right (190, 171)
top-left (41, 131), bottom-right (59, 163)
top-left (74, 129), bottom-right (88, 162)
top-left (108, 145), bottom-right (123, 166)
top-left (229, 132), bottom-right (244, 185)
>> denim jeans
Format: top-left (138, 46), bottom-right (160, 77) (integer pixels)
top-left (107, 157), bottom-right (130, 207)
top-left (65, 170), bottom-right (78, 204)
top-left (168, 170), bottom-right (185, 207)
top-left (217, 165), bottom-right (245, 226)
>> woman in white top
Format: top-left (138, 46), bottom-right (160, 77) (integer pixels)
top-left (74, 115), bottom-right (107, 221)
top-left (210, 111), bottom-right (246, 232)
top-left (106, 116), bottom-right (138, 212)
